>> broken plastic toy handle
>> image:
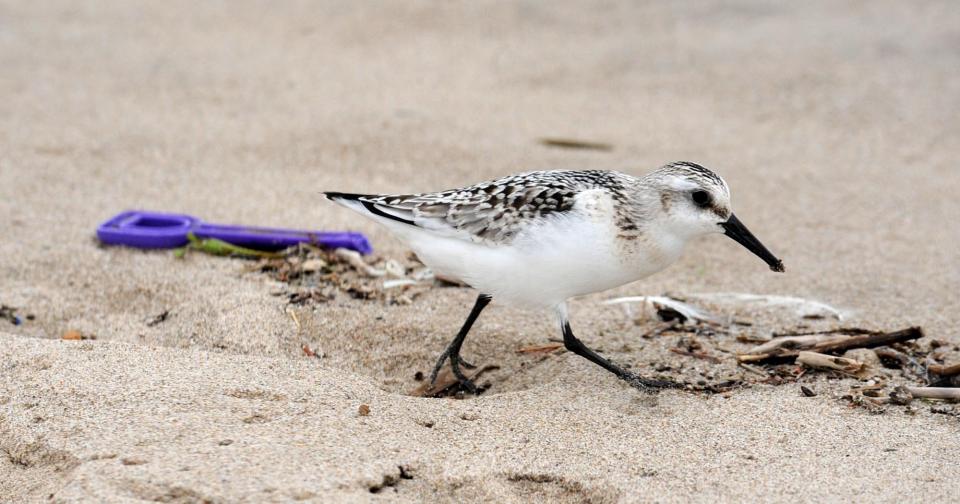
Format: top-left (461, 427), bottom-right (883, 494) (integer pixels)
top-left (96, 210), bottom-right (372, 254)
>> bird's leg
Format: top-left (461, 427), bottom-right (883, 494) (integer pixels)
top-left (429, 293), bottom-right (492, 393)
top-left (558, 306), bottom-right (682, 391)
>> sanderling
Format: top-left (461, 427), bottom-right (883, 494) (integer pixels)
top-left (325, 161), bottom-right (784, 392)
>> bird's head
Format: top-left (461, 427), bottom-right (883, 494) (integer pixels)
top-left (646, 161), bottom-right (784, 272)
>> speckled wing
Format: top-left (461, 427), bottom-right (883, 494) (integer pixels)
top-left (325, 171), bottom-right (600, 244)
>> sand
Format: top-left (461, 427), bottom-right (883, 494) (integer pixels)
top-left (1, 1), bottom-right (959, 502)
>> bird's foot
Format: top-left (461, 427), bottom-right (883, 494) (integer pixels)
top-left (429, 349), bottom-right (479, 394)
top-left (623, 373), bottom-right (685, 393)
top-left (449, 354), bottom-right (478, 394)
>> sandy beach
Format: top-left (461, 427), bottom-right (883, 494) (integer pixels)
top-left (2, 1), bottom-right (959, 502)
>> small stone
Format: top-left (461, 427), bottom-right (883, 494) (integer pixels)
top-left (292, 490), bottom-right (317, 501)
top-left (218, 439), bottom-right (234, 446)
top-left (300, 259), bottom-right (326, 272)
top-left (62, 330), bottom-right (83, 341)
top-left (358, 404), bottom-right (370, 416)
top-left (800, 386), bottom-right (816, 397)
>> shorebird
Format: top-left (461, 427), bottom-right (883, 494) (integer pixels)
top-left (325, 162), bottom-right (784, 392)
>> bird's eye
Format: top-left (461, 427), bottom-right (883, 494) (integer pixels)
top-left (691, 190), bottom-right (711, 207)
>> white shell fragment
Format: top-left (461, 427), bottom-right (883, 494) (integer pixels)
top-left (603, 296), bottom-right (721, 325)
top-left (335, 248), bottom-right (386, 277)
top-left (684, 293), bottom-right (845, 320)
top-left (382, 279), bottom-right (418, 289)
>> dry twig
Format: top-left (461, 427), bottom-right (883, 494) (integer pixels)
top-left (797, 351), bottom-right (871, 378)
top-left (738, 327), bottom-right (922, 363)
top-left (903, 387), bottom-right (960, 401)
top-left (928, 363), bottom-right (960, 377)
top-left (516, 343), bottom-right (564, 354)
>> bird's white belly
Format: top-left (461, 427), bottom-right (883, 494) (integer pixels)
top-left (403, 213), bottom-right (662, 309)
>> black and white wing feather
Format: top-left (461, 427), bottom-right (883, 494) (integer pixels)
top-left (325, 170), bottom-right (627, 244)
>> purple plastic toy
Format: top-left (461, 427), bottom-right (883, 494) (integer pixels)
top-left (96, 210), bottom-right (372, 254)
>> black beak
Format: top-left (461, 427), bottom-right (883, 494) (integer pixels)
top-left (720, 214), bottom-right (785, 272)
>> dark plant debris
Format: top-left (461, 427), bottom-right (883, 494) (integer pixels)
top-left (146, 310), bottom-right (170, 327)
top-left (604, 295), bottom-right (959, 410)
top-left (1, 305), bottom-right (24, 326)
top-left (252, 244), bottom-right (460, 306)
top-left (538, 137), bottom-right (614, 152)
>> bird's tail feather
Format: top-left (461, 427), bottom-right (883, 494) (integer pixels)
top-left (324, 191), bottom-right (416, 226)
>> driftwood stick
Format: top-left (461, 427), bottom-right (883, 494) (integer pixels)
top-left (771, 327), bottom-right (880, 338)
top-left (928, 363), bottom-right (960, 377)
top-left (810, 327), bottom-right (923, 354)
top-left (738, 327), bottom-right (923, 363)
top-left (747, 334), bottom-right (848, 355)
top-left (797, 351), bottom-right (870, 378)
top-left (904, 387), bottom-right (960, 401)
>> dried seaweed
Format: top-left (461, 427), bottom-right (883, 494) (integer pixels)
top-left (253, 244), bottom-right (450, 306)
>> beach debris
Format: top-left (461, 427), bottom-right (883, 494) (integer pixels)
top-left (770, 327), bottom-right (878, 337)
top-left (62, 330), bottom-right (83, 341)
top-left (928, 362), bottom-right (960, 376)
top-left (903, 387), bottom-right (960, 402)
top-left (254, 244), bottom-right (452, 306)
top-left (410, 365), bottom-right (499, 398)
top-left (335, 248), bottom-right (386, 277)
top-left (516, 343), bottom-right (564, 354)
top-left (737, 327), bottom-right (923, 363)
top-left (874, 347), bottom-right (911, 369)
top-left (842, 348), bottom-right (882, 370)
top-left (797, 351), bottom-right (871, 379)
top-left (738, 363), bottom-right (768, 377)
top-left (670, 337), bottom-right (722, 363)
top-left (841, 393), bottom-right (886, 414)
top-left (930, 404), bottom-right (957, 416)
top-left (684, 293), bottom-right (845, 320)
top-left (0, 305), bottom-right (23, 325)
top-left (145, 309), bottom-right (170, 327)
top-left (888, 386), bottom-right (914, 405)
top-left (604, 296), bottom-right (721, 325)
top-left (383, 279), bottom-right (418, 289)
top-left (601, 291), bottom-right (954, 409)
top-left (286, 307), bottom-right (302, 334)
top-left (300, 258), bottom-right (326, 272)
top-left (538, 137), bottom-right (614, 152)
top-left (358, 404), bottom-right (371, 416)
top-left (745, 334), bottom-right (848, 356)
top-left (174, 232), bottom-right (281, 259)
top-left (62, 329), bottom-right (95, 341)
